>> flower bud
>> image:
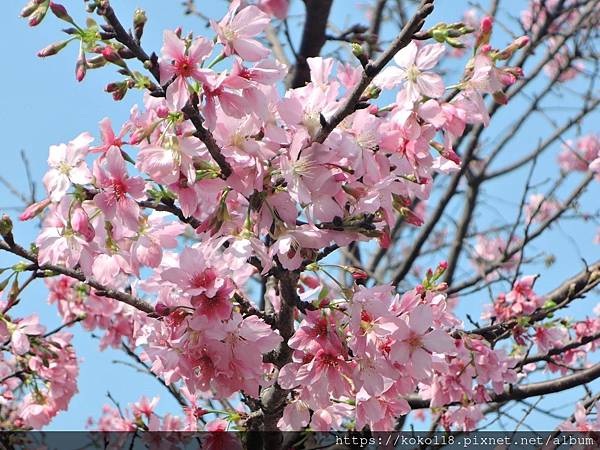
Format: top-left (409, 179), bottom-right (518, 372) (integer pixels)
top-left (351, 43), bottom-right (368, 67)
top-left (480, 16), bottom-right (493, 33)
top-left (500, 71), bottom-right (516, 86)
top-left (475, 16), bottom-right (493, 49)
top-left (75, 46), bottom-right (87, 82)
top-left (105, 81), bottom-right (128, 101)
top-left (71, 207), bottom-right (95, 241)
top-left (378, 229), bottom-right (391, 249)
top-left (193, 407), bottom-right (208, 418)
top-left (435, 282), bottom-right (448, 292)
top-left (28, 2), bottom-right (49, 27)
top-left (37, 39), bottom-right (70, 57)
top-left (515, 35), bottom-right (529, 48)
top-left (480, 44), bottom-right (492, 54)
top-left (20, 0), bottom-right (39, 18)
top-left (0, 214), bottom-right (15, 246)
top-left (133, 8), bottom-right (147, 41)
top-left (86, 55), bottom-right (107, 69)
top-left (101, 46), bottom-right (127, 68)
top-left (49, 2), bottom-right (73, 23)
top-left (432, 28), bottom-right (447, 43)
top-left (19, 198), bottom-right (51, 221)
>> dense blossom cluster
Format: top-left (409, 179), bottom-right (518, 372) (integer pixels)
top-left (0, 0), bottom-right (597, 436)
top-left (0, 312), bottom-right (78, 428)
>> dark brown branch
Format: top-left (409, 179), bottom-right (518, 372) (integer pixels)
top-left (260, 271), bottom-right (298, 447)
top-left (96, 3), bottom-right (232, 181)
top-left (517, 330), bottom-right (600, 368)
top-left (0, 240), bottom-right (155, 314)
top-left (288, 0), bottom-right (334, 89)
top-left (392, 130), bottom-right (479, 285)
top-left (313, 0), bottom-right (435, 144)
top-left (407, 362), bottom-right (600, 409)
top-left (366, 0), bottom-right (388, 57)
top-left (466, 259), bottom-right (600, 342)
top-left (181, 103), bottom-right (233, 178)
top-left (97, 1), bottom-right (160, 84)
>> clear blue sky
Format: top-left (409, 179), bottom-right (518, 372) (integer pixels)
top-left (1, 0), bottom-right (598, 431)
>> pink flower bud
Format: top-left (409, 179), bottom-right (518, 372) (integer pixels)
top-left (379, 229), bottom-right (391, 249)
top-left (76, 48), bottom-right (87, 82)
top-left (515, 35), bottom-right (529, 48)
top-left (72, 207), bottom-right (95, 241)
top-left (480, 16), bottom-right (493, 33)
top-left (28, 5), bottom-right (49, 27)
top-left (37, 40), bottom-right (69, 57)
top-left (441, 148), bottom-right (462, 165)
top-left (156, 105), bottom-right (169, 118)
top-left (480, 44), bottom-right (492, 53)
top-left (19, 198), bottom-right (51, 221)
top-left (194, 407), bottom-right (208, 418)
top-left (102, 46), bottom-right (126, 67)
top-left (436, 282), bottom-right (448, 291)
top-left (49, 2), bottom-right (72, 22)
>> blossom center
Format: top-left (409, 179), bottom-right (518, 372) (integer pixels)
top-left (406, 65), bottom-right (421, 82)
top-left (191, 269), bottom-right (216, 289)
top-left (112, 179), bottom-right (127, 200)
top-left (222, 27), bottom-right (238, 43)
top-left (175, 57), bottom-right (194, 77)
top-left (407, 332), bottom-right (423, 350)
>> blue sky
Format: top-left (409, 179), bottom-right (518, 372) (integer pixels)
top-left (1, 0), bottom-right (598, 431)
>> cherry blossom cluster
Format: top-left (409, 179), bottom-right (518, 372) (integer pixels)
top-left (46, 275), bottom-right (134, 349)
top-left (484, 276), bottom-right (600, 376)
top-left (276, 266), bottom-right (518, 431)
top-left (4, 0), bottom-right (550, 434)
top-left (0, 312), bottom-right (78, 429)
top-left (561, 402), bottom-right (600, 432)
top-left (558, 134), bottom-right (600, 177)
top-left (90, 396), bottom-right (244, 450)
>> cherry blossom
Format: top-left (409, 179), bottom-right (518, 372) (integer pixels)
top-left (376, 41), bottom-right (445, 103)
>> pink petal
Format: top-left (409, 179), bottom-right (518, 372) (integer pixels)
top-left (416, 72), bottom-right (445, 98)
top-left (393, 41), bottom-right (418, 69)
top-left (409, 304), bottom-right (433, 335)
top-left (416, 43), bottom-right (445, 70)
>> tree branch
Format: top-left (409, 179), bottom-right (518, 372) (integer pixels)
top-left (288, 0), bottom-right (334, 89)
top-left (407, 362), bottom-right (600, 409)
top-left (313, 0), bottom-right (435, 144)
top-left (0, 239), bottom-right (154, 314)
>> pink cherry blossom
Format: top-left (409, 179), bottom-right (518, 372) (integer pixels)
top-left (43, 132), bottom-right (93, 202)
top-left (160, 30), bottom-right (213, 109)
top-left (391, 304), bottom-right (456, 378)
top-left (376, 41), bottom-right (445, 103)
top-left (93, 147), bottom-right (145, 229)
top-left (212, 0), bottom-right (270, 62)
